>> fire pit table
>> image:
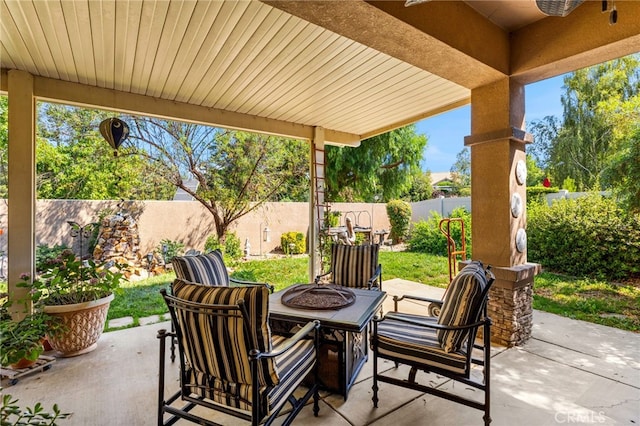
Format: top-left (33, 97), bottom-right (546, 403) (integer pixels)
top-left (269, 284), bottom-right (386, 399)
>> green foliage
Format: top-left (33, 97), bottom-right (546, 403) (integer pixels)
top-left (561, 176), bottom-right (577, 192)
top-left (402, 171), bottom-right (433, 202)
top-left (527, 194), bottom-right (640, 280)
top-left (325, 125), bottom-right (427, 202)
top-left (525, 154), bottom-right (545, 187)
top-left (1, 392), bottom-right (70, 425)
top-left (528, 56), bottom-right (640, 192)
top-left (18, 249), bottom-right (124, 305)
top-left (36, 103), bottom-right (174, 200)
top-left (0, 312), bottom-right (50, 366)
top-left (223, 232), bottom-right (242, 262)
top-left (325, 211), bottom-right (341, 228)
top-left (450, 147), bottom-right (470, 188)
top-left (407, 207), bottom-right (471, 258)
top-left (602, 125), bottom-right (640, 212)
top-left (35, 244), bottom-right (70, 273)
top-left (526, 186), bottom-right (559, 206)
top-left (281, 232), bottom-right (306, 255)
top-left (203, 233), bottom-right (242, 262)
top-left (386, 200), bottom-right (412, 243)
top-left (408, 216), bottom-right (445, 254)
top-left (204, 235), bottom-right (221, 253)
top-left (157, 239), bottom-right (184, 263)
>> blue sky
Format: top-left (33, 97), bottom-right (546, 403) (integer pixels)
top-left (415, 75), bottom-right (567, 172)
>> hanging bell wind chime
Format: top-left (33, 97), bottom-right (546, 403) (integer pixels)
top-left (99, 117), bottom-right (130, 157)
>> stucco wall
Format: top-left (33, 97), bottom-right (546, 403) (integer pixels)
top-left (0, 200), bottom-right (390, 257)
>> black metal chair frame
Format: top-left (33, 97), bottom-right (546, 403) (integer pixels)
top-left (158, 289), bottom-right (320, 426)
top-left (372, 271), bottom-right (495, 425)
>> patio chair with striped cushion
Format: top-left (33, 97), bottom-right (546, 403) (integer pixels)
top-left (314, 243), bottom-right (382, 290)
top-left (371, 261), bottom-right (495, 425)
top-left (172, 249), bottom-right (273, 291)
top-left (157, 280), bottom-right (320, 426)
top-left (169, 250), bottom-right (273, 361)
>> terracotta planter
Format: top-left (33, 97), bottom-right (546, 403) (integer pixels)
top-left (43, 293), bottom-right (114, 357)
top-left (10, 357), bottom-right (38, 369)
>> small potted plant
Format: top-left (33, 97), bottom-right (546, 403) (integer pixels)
top-left (18, 249), bottom-right (124, 357)
top-left (0, 295), bottom-right (60, 369)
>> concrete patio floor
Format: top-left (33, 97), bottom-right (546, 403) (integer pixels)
top-left (3, 279), bottom-right (639, 426)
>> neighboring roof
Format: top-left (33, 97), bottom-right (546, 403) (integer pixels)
top-left (173, 180), bottom-right (199, 202)
top-left (430, 172), bottom-right (454, 186)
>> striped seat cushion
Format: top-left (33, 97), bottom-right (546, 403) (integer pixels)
top-left (376, 312), bottom-right (468, 374)
top-left (330, 244), bottom-right (379, 288)
top-left (172, 280), bottom-right (278, 409)
top-left (172, 249), bottom-right (229, 286)
top-left (437, 262), bottom-right (489, 353)
top-left (267, 335), bottom-right (316, 415)
top-left (183, 334), bottom-right (316, 416)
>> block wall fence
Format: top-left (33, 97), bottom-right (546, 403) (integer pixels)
top-left (0, 191), bottom-right (581, 258)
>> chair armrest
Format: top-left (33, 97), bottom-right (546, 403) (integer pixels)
top-left (378, 313), bottom-right (489, 332)
top-left (253, 320), bottom-right (320, 359)
top-left (230, 278), bottom-right (274, 293)
top-left (157, 328), bottom-right (175, 341)
top-left (393, 294), bottom-right (443, 306)
top-left (367, 264), bottom-right (382, 290)
top-left (314, 271), bottom-right (331, 284)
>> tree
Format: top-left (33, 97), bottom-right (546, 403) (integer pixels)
top-left (325, 125), bottom-right (427, 202)
top-left (36, 103), bottom-right (174, 200)
top-left (540, 56), bottom-right (639, 191)
top-left (402, 171), bottom-right (433, 202)
top-left (602, 125), bottom-right (640, 212)
top-left (450, 147), bottom-right (470, 188)
top-left (127, 117), bottom-right (309, 240)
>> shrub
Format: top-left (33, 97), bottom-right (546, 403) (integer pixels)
top-left (224, 232), bottom-right (242, 261)
top-left (386, 200), bottom-right (412, 243)
top-left (36, 244), bottom-right (70, 272)
top-left (157, 239), bottom-right (184, 263)
top-left (281, 232), bottom-right (306, 255)
top-left (408, 207), bottom-right (471, 258)
top-left (527, 194), bottom-right (640, 280)
top-left (203, 233), bottom-right (242, 261)
top-left (204, 234), bottom-right (221, 252)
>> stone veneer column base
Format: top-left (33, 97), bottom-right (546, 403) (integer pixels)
top-left (465, 262), bottom-right (541, 347)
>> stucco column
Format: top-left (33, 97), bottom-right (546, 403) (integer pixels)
top-left (464, 78), bottom-right (540, 346)
top-left (7, 70), bottom-right (37, 316)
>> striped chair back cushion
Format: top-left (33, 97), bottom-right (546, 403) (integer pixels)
top-left (172, 249), bottom-right (230, 286)
top-left (437, 261), bottom-right (490, 353)
top-left (172, 279), bottom-right (279, 398)
top-left (330, 244), bottom-right (379, 288)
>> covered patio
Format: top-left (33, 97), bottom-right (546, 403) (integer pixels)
top-left (2, 1), bottom-right (639, 347)
top-left (2, 5), bottom-right (640, 424)
top-left (4, 279), bottom-right (639, 425)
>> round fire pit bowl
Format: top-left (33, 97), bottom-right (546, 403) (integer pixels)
top-left (280, 284), bottom-right (356, 310)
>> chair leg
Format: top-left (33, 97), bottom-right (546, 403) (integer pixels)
top-left (372, 324), bottom-right (379, 408)
top-left (483, 320), bottom-right (492, 425)
top-left (157, 329), bottom-right (167, 426)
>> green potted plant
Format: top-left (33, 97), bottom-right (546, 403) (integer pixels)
top-left (0, 294), bottom-right (63, 369)
top-left (18, 249), bottom-right (123, 357)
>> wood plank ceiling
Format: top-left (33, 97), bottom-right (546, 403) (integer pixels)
top-left (0, 0), bottom-right (470, 144)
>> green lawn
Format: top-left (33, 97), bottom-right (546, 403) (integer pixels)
top-left (5, 251), bottom-right (638, 332)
